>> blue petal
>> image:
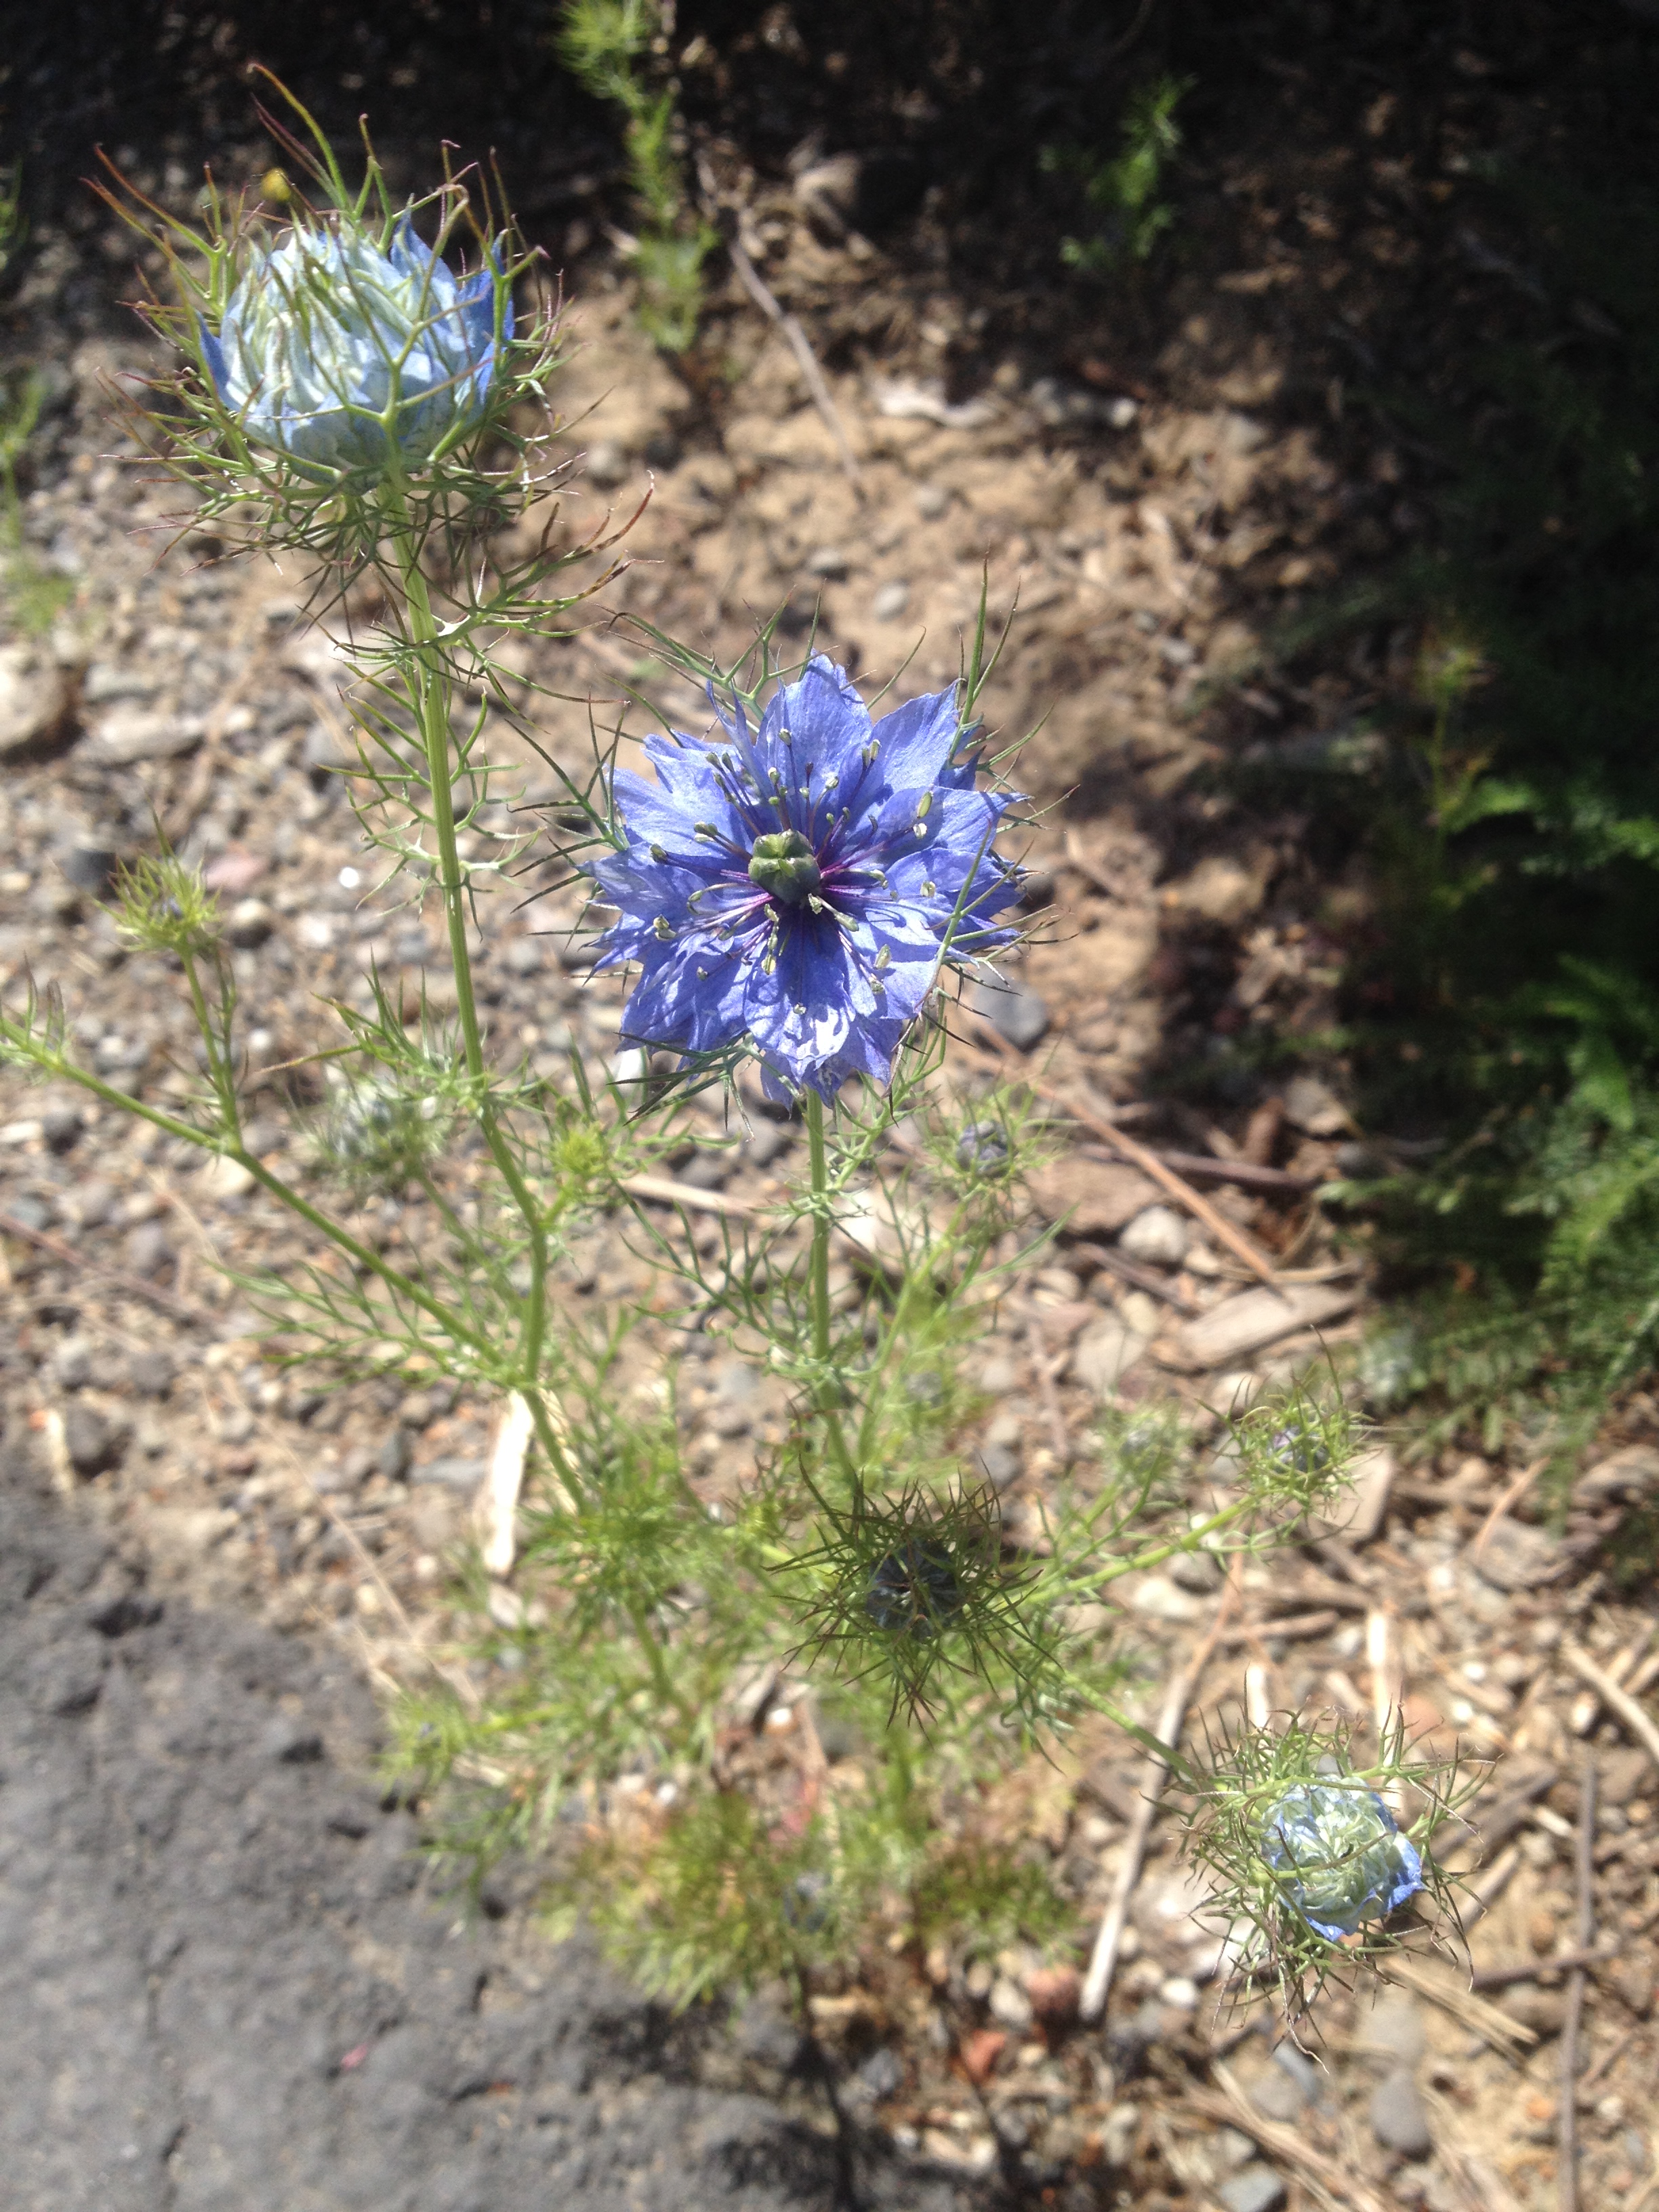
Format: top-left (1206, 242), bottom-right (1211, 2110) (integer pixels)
top-left (198, 317), bottom-right (232, 403)
top-left (866, 684), bottom-right (963, 792)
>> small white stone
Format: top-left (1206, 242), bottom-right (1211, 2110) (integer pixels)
top-left (1158, 1975), bottom-right (1199, 2010)
top-left (1119, 1204), bottom-right (1190, 1265)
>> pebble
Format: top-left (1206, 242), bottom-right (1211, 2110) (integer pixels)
top-left (1071, 1317), bottom-right (1149, 1395)
top-left (64, 1402), bottom-right (123, 1477)
top-left (872, 580), bottom-right (911, 621)
top-left (971, 1440), bottom-right (1020, 1491)
top-left (127, 1348), bottom-right (174, 1398)
top-left (1118, 1204), bottom-right (1189, 1265)
top-left (1368, 2066), bottom-right (1433, 2158)
top-left (123, 1221), bottom-right (175, 1277)
top-left (503, 936), bottom-right (543, 977)
top-left (1281, 1073), bottom-right (1349, 1136)
top-left (54, 1335), bottom-right (96, 1390)
top-left (6, 1193), bottom-right (53, 1231)
top-left (804, 546), bottom-right (850, 579)
top-left (970, 977), bottom-right (1050, 1050)
top-left (60, 841), bottom-right (120, 894)
top-left (225, 897), bottom-right (274, 947)
top-left (585, 439), bottom-right (628, 489)
top-left (378, 1428), bottom-right (413, 1481)
top-left (42, 1106), bottom-right (83, 1152)
top-left (198, 1155), bottom-right (255, 1201)
top-left (1217, 2168), bottom-right (1286, 2212)
top-left (1359, 1990), bottom-right (1425, 2066)
top-left (988, 1974), bottom-right (1034, 2030)
top-left (413, 1456), bottom-right (487, 1489)
top-left (914, 483), bottom-right (950, 519)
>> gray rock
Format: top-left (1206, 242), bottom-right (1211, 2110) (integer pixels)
top-left (1472, 1517), bottom-right (1570, 1592)
top-left (1118, 1204), bottom-right (1189, 1266)
top-left (63, 1402), bottom-right (123, 1477)
top-left (225, 898), bottom-right (274, 947)
top-left (970, 977), bottom-right (1050, 1050)
top-left (262, 1716), bottom-right (325, 1764)
top-left (378, 1428), bottom-right (413, 1481)
top-left (0, 644), bottom-right (76, 760)
top-left (503, 935), bottom-right (543, 977)
top-left (871, 581), bottom-right (911, 621)
top-left (856, 2045), bottom-right (903, 2100)
top-left (804, 545), bottom-right (850, 580)
top-left (1071, 1317), bottom-right (1149, 1395)
top-left (914, 483), bottom-right (950, 519)
top-left (971, 1440), bottom-right (1020, 1491)
top-left (1368, 2066), bottom-right (1433, 2158)
top-left (413, 1456), bottom-right (486, 1490)
top-left (41, 1106), bottom-right (83, 1152)
top-left (1175, 1282), bottom-right (1357, 1369)
top-left (86, 707), bottom-right (205, 765)
top-left (1217, 2167), bottom-right (1287, 2212)
top-left (1281, 1074), bottom-right (1349, 1137)
top-left (1358, 1990), bottom-right (1426, 2067)
top-left (54, 1336), bottom-right (96, 1391)
top-left (60, 841), bottom-right (121, 894)
top-left (585, 439), bottom-right (628, 489)
top-left (63, 1177), bottom-right (117, 1229)
top-left (5, 1193), bottom-right (52, 1232)
top-left (127, 1349), bottom-right (175, 1399)
top-left (124, 1221), bottom-right (175, 1278)
top-left (301, 722), bottom-right (352, 780)
top-left (678, 1147), bottom-right (734, 1191)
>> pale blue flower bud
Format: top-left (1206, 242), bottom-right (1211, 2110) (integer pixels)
top-left (201, 218), bottom-right (510, 476)
top-left (1261, 1780), bottom-right (1423, 1940)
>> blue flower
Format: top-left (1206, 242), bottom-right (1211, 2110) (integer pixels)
top-left (585, 657), bottom-right (1023, 1098)
top-left (201, 218), bottom-right (508, 476)
top-left (1261, 1781), bottom-right (1424, 1940)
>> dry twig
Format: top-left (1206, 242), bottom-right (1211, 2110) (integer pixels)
top-left (1558, 1756), bottom-right (1597, 2212)
top-left (724, 237), bottom-right (863, 493)
top-left (1056, 1083), bottom-right (1282, 1284)
top-left (1080, 1584), bottom-right (1235, 2022)
top-left (1187, 2062), bottom-right (1394, 2212)
top-left (1561, 1639), bottom-right (1659, 1779)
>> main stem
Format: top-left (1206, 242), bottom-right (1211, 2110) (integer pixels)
top-left (383, 477), bottom-right (571, 1494)
top-left (804, 1090), bottom-right (859, 1490)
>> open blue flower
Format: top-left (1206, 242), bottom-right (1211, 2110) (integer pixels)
top-left (201, 218), bottom-right (508, 476)
top-left (585, 657), bottom-right (1023, 1098)
top-left (1261, 1781), bottom-right (1424, 1940)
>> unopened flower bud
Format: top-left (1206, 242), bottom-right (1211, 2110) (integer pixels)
top-left (201, 218), bottom-right (508, 476)
top-left (1261, 1781), bottom-right (1423, 1940)
top-left (865, 1540), bottom-right (963, 1640)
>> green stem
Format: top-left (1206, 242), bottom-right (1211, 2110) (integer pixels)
top-left (628, 1600), bottom-right (693, 1722)
top-left (382, 474), bottom-right (552, 1409)
top-left (0, 1044), bottom-right (494, 1361)
top-left (178, 948), bottom-right (241, 1145)
top-left (803, 1090), bottom-right (859, 1490)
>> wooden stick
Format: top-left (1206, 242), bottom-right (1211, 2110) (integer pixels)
top-left (1217, 1608), bottom-right (1338, 1647)
top-left (1559, 1756), bottom-right (1597, 2212)
top-left (724, 237), bottom-right (863, 493)
top-left (1090, 1146), bottom-right (1319, 1197)
top-left (1470, 1944), bottom-right (1619, 1990)
top-left (1080, 1585), bottom-right (1235, 2022)
top-left (1561, 1639), bottom-right (1659, 1780)
top-left (1473, 1456), bottom-right (1545, 1572)
top-left (1072, 1238), bottom-right (1200, 1315)
top-left (621, 1170), bottom-right (755, 1220)
top-left (1050, 1084), bottom-right (1281, 1284)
